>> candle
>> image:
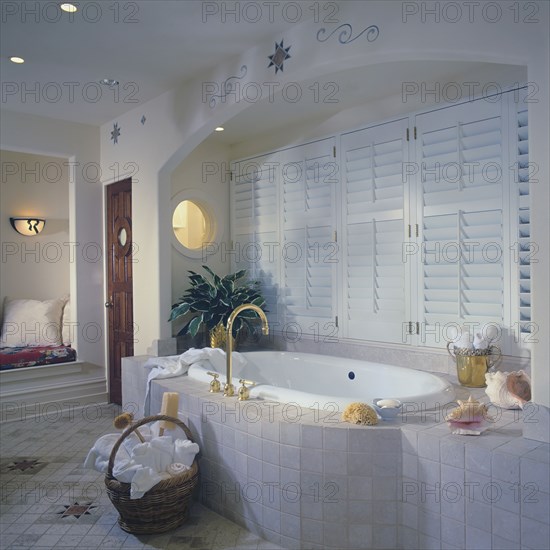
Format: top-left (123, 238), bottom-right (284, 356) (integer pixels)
top-left (160, 392), bottom-right (179, 431)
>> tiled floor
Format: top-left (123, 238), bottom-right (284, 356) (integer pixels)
top-left (0, 404), bottom-right (283, 549)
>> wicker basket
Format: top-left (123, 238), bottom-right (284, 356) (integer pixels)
top-left (104, 414), bottom-right (199, 534)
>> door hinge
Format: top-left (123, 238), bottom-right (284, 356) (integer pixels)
top-left (335, 315), bottom-right (339, 328)
top-left (414, 126), bottom-right (417, 140)
top-left (333, 146), bottom-right (336, 158)
top-left (406, 128), bottom-right (409, 142)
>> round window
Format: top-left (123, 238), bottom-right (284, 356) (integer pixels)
top-left (172, 199), bottom-right (209, 251)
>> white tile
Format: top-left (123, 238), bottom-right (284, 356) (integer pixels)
top-left (521, 456), bottom-right (550, 493)
top-left (492, 505), bottom-right (520, 543)
top-left (441, 515), bottom-right (465, 546)
top-left (465, 525), bottom-right (492, 550)
top-left (520, 516), bottom-right (550, 549)
top-left (492, 450), bottom-right (520, 483)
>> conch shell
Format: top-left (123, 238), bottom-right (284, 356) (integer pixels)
top-left (445, 396), bottom-right (493, 435)
top-left (485, 370), bottom-right (531, 409)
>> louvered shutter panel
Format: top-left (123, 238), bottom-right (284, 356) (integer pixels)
top-left (415, 99), bottom-right (505, 346)
top-left (515, 91), bottom-right (532, 342)
top-left (341, 118), bottom-right (409, 342)
top-left (280, 139), bottom-right (336, 332)
top-left (231, 155), bottom-right (280, 326)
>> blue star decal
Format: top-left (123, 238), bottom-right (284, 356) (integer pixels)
top-left (111, 122), bottom-right (121, 144)
top-left (268, 40), bottom-right (291, 74)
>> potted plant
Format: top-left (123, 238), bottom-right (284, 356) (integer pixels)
top-left (169, 265), bottom-right (266, 349)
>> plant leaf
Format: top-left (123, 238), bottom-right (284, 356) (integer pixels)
top-left (168, 302), bottom-right (191, 321)
top-left (188, 316), bottom-right (203, 337)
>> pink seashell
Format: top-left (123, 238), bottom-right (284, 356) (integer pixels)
top-left (485, 370), bottom-right (531, 409)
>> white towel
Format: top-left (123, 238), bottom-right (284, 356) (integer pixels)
top-left (131, 436), bottom-right (174, 472)
top-left (455, 328), bottom-right (473, 349)
top-left (174, 438), bottom-right (200, 468)
top-left (130, 467), bottom-right (171, 499)
top-left (143, 347), bottom-right (247, 414)
top-left (83, 434), bottom-right (132, 473)
top-left (167, 462), bottom-right (189, 476)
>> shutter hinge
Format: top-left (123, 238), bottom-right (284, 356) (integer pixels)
top-left (407, 321), bottom-right (420, 335)
top-left (333, 146), bottom-right (336, 158)
top-left (335, 315), bottom-right (339, 328)
top-left (416, 321), bottom-right (420, 335)
top-left (333, 230), bottom-right (338, 242)
top-left (230, 171), bottom-right (233, 181)
top-left (406, 128), bottom-right (409, 142)
top-left (414, 126), bottom-right (417, 140)
top-left (416, 224), bottom-right (419, 237)
top-left (408, 225), bottom-right (412, 238)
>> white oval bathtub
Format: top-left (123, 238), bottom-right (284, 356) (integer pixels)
top-left (187, 351), bottom-right (455, 411)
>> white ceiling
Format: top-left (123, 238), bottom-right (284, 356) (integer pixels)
top-left (0, 0), bottom-right (319, 125)
top-left (1, 1), bottom-right (527, 146)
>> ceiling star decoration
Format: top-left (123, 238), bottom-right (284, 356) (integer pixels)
top-left (317, 23), bottom-right (379, 44)
top-left (141, 115), bottom-right (146, 125)
top-left (111, 122), bottom-right (121, 144)
top-left (8, 459), bottom-right (43, 472)
top-left (58, 502), bottom-right (97, 519)
top-left (268, 40), bottom-right (291, 74)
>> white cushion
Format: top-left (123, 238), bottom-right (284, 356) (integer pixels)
top-left (1, 298), bottom-right (65, 347)
top-left (61, 298), bottom-right (72, 346)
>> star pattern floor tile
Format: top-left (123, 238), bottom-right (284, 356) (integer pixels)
top-left (0, 404), bottom-right (284, 550)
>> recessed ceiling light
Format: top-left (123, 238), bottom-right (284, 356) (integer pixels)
top-left (100, 78), bottom-right (119, 87)
top-left (60, 3), bottom-right (78, 13)
top-left (10, 56), bottom-right (25, 64)
top-left (215, 127), bottom-right (225, 132)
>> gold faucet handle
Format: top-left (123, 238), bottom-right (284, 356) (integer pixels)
top-left (207, 371), bottom-right (221, 393)
top-left (238, 379), bottom-right (256, 401)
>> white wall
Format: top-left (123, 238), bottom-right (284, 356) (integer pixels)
top-left (99, 0), bottom-right (549, 406)
top-left (0, 111), bottom-right (103, 366)
top-left (0, 150), bottom-right (70, 302)
top-left (170, 137), bottom-right (231, 308)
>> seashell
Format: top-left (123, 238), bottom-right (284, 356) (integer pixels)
top-left (342, 402), bottom-right (378, 426)
top-left (485, 370), bottom-right (531, 409)
top-left (445, 396), bottom-right (492, 435)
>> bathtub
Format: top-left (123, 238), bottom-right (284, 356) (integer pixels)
top-left (187, 351), bottom-right (455, 411)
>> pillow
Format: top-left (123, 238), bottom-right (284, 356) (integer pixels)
top-left (61, 298), bottom-right (72, 346)
top-left (1, 298), bottom-right (65, 347)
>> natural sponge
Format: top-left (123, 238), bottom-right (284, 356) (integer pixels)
top-left (342, 402), bottom-right (378, 426)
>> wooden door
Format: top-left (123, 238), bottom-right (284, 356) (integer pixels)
top-left (106, 178), bottom-right (133, 404)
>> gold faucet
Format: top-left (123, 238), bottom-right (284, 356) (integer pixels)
top-left (224, 304), bottom-right (269, 397)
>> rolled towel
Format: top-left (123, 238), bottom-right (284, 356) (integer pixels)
top-left (473, 332), bottom-right (489, 350)
top-left (167, 462), bottom-right (189, 476)
top-left (455, 328), bottom-right (473, 349)
top-left (174, 439), bottom-right (200, 467)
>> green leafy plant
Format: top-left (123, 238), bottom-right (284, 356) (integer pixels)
top-left (169, 265), bottom-right (266, 338)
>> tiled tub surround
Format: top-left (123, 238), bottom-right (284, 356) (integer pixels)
top-left (121, 363), bottom-right (550, 550)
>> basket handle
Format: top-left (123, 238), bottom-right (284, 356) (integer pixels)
top-left (487, 345), bottom-right (502, 369)
top-left (446, 341), bottom-right (456, 363)
top-left (107, 414), bottom-right (194, 478)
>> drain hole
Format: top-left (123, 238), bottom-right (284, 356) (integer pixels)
top-left (348, 371), bottom-right (355, 380)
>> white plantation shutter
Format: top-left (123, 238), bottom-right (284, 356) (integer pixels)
top-left (514, 91), bottom-right (532, 342)
top-left (341, 118), bottom-right (409, 342)
top-left (280, 139), bottom-right (337, 333)
top-left (415, 99), bottom-right (506, 346)
top-left (231, 155), bottom-right (280, 325)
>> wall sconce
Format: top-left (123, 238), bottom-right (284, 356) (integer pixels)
top-left (10, 217), bottom-right (46, 236)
